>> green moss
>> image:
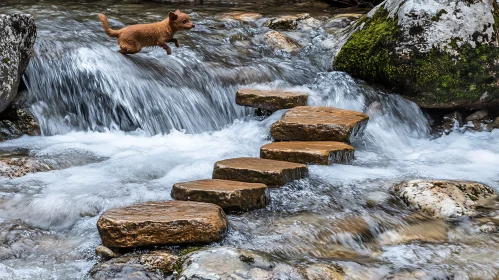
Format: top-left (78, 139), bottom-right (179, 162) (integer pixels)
top-left (431, 9), bottom-right (448, 21)
top-left (2, 58), bottom-right (9, 63)
top-left (334, 8), bottom-right (499, 107)
top-left (173, 246), bottom-right (203, 276)
top-left (239, 254), bottom-right (255, 264)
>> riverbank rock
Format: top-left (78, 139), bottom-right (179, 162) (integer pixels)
top-left (260, 141), bottom-right (355, 165)
top-left (212, 157), bottom-right (308, 187)
top-left (171, 179), bottom-right (270, 211)
top-left (179, 247), bottom-right (305, 280)
top-left (0, 14), bottom-right (36, 113)
top-left (236, 88), bottom-right (308, 112)
top-left (264, 31), bottom-right (300, 53)
top-left (90, 250), bottom-right (178, 280)
top-left (270, 106), bottom-right (369, 143)
top-left (96, 201), bottom-right (227, 248)
top-left (394, 180), bottom-right (497, 219)
top-left (334, 0), bottom-right (499, 109)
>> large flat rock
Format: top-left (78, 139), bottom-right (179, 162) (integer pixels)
top-left (171, 179), bottom-right (269, 211)
top-left (97, 201), bottom-right (227, 248)
top-left (260, 141), bottom-right (354, 165)
top-left (270, 106), bottom-right (369, 143)
top-left (212, 157), bottom-right (308, 187)
top-left (236, 89), bottom-right (308, 111)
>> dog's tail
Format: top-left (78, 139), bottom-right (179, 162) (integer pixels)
top-left (98, 13), bottom-right (120, 38)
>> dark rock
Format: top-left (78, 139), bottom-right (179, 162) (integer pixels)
top-left (0, 14), bottom-right (36, 113)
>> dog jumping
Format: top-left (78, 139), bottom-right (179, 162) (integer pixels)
top-left (98, 10), bottom-right (195, 55)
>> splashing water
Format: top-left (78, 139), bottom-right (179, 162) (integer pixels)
top-left (0, 1), bottom-right (498, 279)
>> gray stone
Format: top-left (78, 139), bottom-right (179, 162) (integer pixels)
top-left (263, 31), bottom-right (300, 53)
top-left (0, 14), bottom-right (36, 113)
top-left (95, 246), bottom-right (117, 260)
top-left (466, 110), bottom-right (489, 121)
top-left (493, 117), bottom-right (499, 129)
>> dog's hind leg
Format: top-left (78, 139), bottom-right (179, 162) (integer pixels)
top-left (118, 40), bottom-right (141, 55)
top-left (168, 38), bottom-right (180, 48)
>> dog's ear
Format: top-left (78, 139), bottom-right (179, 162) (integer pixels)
top-left (175, 9), bottom-right (180, 13)
top-left (169, 11), bottom-right (178, 21)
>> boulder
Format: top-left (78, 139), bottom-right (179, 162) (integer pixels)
top-left (0, 14), bottom-right (36, 113)
top-left (334, 0), bottom-right (499, 109)
top-left (394, 180), bottom-right (497, 219)
top-left (179, 247), bottom-right (305, 280)
top-left (260, 141), bottom-right (355, 165)
top-left (212, 157), bottom-right (308, 187)
top-left (264, 13), bottom-right (310, 30)
top-left (270, 106), bottom-right (369, 143)
top-left (90, 250), bottom-right (178, 280)
top-left (171, 179), bottom-right (270, 211)
top-left (263, 31), bottom-right (300, 53)
top-left (466, 110), bottom-right (489, 121)
top-left (236, 88), bottom-right (308, 111)
top-left (96, 201), bottom-right (227, 248)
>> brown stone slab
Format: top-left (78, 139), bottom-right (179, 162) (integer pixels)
top-left (260, 141), bottom-right (354, 165)
top-left (270, 106), bottom-right (369, 143)
top-left (212, 157), bottom-right (308, 187)
top-left (97, 201), bottom-right (227, 248)
top-left (171, 179), bottom-right (269, 211)
top-left (236, 89), bottom-right (308, 111)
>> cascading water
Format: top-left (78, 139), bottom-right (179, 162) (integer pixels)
top-left (1, 0), bottom-right (498, 279)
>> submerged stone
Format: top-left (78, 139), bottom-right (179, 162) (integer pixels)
top-left (179, 247), bottom-right (306, 280)
top-left (260, 141), bottom-right (354, 165)
top-left (218, 12), bottom-right (263, 22)
top-left (212, 157), bottom-right (308, 187)
top-left (264, 14), bottom-right (310, 30)
top-left (270, 106), bottom-right (369, 143)
top-left (334, 0), bottom-right (499, 109)
top-left (96, 201), bottom-right (227, 248)
top-left (394, 180), bottom-right (497, 219)
top-left (236, 88), bottom-right (308, 111)
top-left (171, 179), bottom-right (269, 211)
top-left (90, 250), bottom-right (178, 280)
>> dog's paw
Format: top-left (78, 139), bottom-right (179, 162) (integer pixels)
top-left (175, 42), bottom-right (180, 48)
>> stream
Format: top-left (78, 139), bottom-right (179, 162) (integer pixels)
top-left (1, 0), bottom-right (499, 279)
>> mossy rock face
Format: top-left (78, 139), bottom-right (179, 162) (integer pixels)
top-left (334, 0), bottom-right (499, 109)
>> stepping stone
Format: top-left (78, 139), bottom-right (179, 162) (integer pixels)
top-left (97, 201), bottom-right (227, 248)
top-left (270, 106), bottom-right (369, 143)
top-left (171, 179), bottom-right (269, 211)
top-left (236, 89), bottom-right (308, 111)
top-left (212, 157), bottom-right (308, 187)
top-left (260, 141), bottom-right (354, 165)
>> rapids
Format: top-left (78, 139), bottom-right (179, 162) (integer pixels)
top-left (0, 0), bottom-right (498, 279)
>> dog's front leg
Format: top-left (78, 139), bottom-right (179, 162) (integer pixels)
top-left (169, 38), bottom-right (180, 48)
top-left (159, 41), bottom-right (172, 55)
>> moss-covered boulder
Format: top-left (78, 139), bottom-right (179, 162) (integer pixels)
top-left (334, 0), bottom-right (499, 109)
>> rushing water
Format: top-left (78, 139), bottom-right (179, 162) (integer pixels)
top-left (1, 0), bottom-right (499, 279)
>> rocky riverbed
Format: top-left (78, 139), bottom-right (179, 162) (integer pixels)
top-left (0, 0), bottom-right (498, 279)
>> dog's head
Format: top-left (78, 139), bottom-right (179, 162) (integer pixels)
top-left (168, 10), bottom-right (195, 30)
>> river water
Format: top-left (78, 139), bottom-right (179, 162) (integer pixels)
top-left (1, 0), bottom-right (499, 279)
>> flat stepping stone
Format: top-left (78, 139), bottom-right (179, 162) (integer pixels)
top-left (270, 106), bottom-right (369, 143)
top-left (171, 179), bottom-right (270, 211)
top-left (260, 141), bottom-right (354, 165)
top-left (236, 89), bottom-right (308, 111)
top-left (97, 201), bottom-right (227, 248)
top-left (212, 157), bottom-right (308, 187)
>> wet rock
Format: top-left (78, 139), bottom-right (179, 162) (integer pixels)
top-left (171, 179), bottom-right (270, 211)
top-left (260, 141), bottom-right (354, 165)
top-left (494, 117), bottom-right (499, 129)
top-left (270, 106), bottom-right (369, 143)
top-left (264, 13), bottom-right (310, 30)
top-left (90, 250), bottom-right (178, 280)
top-left (443, 111), bottom-right (463, 125)
top-left (394, 180), bottom-right (497, 219)
top-left (0, 14), bottom-right (36, 113)
top-left (218, 12), bottom-right (262, 22)
top-left (305, 264), bottom-right (344, 280)
top-left (96, 201), bottom-right (227, 248)
top-left (0, 107), bottom-right (40, 141)
top-left (334, 0), bottom-right (499, 109)
top-left (95, 245), bottom-right (117, 260)
top-left (236, 88), bottom-right (308, 112)
top-left (212, 157), bottom-right (308, 187)
top-left (0, 155), bottom-right (51, 178)
top-left (466, 110), bottom-right (489, 121)
top-left (376, 219), bottom-right (448, 245)
top-left (466, 120), bottom-right (494, 132)
top-left (179, 247), bottom-right (305, 280)
top-left (263, 31), bottom-right (300, 53)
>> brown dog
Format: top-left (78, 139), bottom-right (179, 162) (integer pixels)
top-left (98, 10), bottom-right (195, 55)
